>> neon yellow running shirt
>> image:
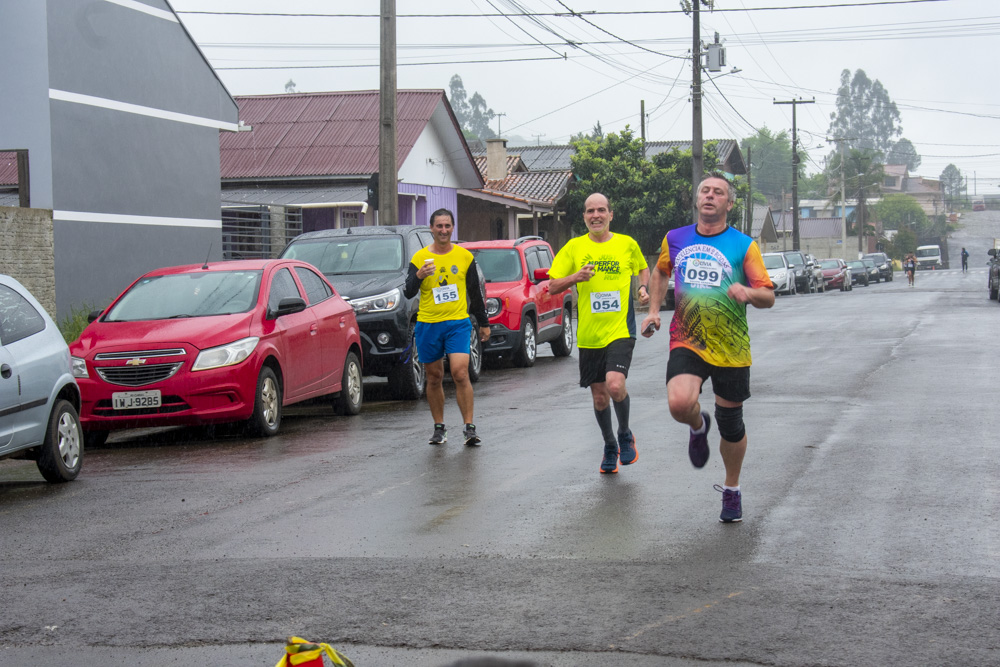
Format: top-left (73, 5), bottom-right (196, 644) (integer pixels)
top-left (549, 233), bottom-right (647, 349)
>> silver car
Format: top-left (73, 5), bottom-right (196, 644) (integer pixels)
top-left (762, 252), bottom-right (796, 295)
top-left (0, 275), bottom-right (83, 482)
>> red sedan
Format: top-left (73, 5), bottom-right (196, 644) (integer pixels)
top-left (818, 258), bottom-right (852, 292)
top-left (70, 260), bottom-right (363, 445)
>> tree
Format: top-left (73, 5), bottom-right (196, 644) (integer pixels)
top-left (798, 171), bottom-right (829, 199)
top-left (827, 148), bottom-right (883, 252)
top-left (827, 69), bottom-right (902, 156)
top-left (284, 79), bottom-right (297, 94)
top-left (567, 129), bottom-right (738, 253)
top-left (886, 138), bottom-right (921, 171)
top-left (570, 121), bottom-right (604, 143)
top-left (874, 193), bottom-right (927, 231)
top-left (448, 74), bottom-right (496, 140)
top-left (940, 163), bottom-right (964, 208)
top-left (740, 126), bottom-right (808, 199)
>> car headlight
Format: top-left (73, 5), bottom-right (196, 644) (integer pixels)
top-left (192, 337), bottom-right (259, 371)
top-left (346, 288), bottom-right (401, 314)
top-left (485, 297), bottom-right (501, 317)
top-left (71, 356), bottom-right (88, 379)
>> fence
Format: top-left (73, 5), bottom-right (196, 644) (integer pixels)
top-left (221, 206), bottom-right (302, 260)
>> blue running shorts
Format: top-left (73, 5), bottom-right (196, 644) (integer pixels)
top-left (415, 318), bottom-right (472, 364)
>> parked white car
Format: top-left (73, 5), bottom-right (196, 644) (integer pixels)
top-left (762, 252), bottom-right (796, 295)
top-left (0, 275), bottom-right (83, 482)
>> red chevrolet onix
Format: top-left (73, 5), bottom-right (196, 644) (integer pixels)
top-left (69, 260), bottom-right (363, 445)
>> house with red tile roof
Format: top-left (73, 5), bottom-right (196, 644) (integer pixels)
top-left (219, 90), bottom-right (485, 253)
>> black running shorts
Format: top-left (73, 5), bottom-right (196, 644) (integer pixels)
top-left (578, 338), bottom-right (635, 388)
top-left (666, 346), bottom-right (751, 403)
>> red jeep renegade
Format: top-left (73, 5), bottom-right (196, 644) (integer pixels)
top-left (461, 236), bottom-right (574, 367)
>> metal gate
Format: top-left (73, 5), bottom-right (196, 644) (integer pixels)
top-left (221, 206), bottom-right (303, 260)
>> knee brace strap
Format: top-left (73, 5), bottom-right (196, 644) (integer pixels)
top-left (714, 404), bottom-right (745, 443)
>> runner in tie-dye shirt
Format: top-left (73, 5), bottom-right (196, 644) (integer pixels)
top-left (641, 172), bottom-right (775, 524)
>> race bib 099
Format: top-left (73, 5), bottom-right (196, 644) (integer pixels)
top-left (681, 258), bottom-right (723, 287)
top-left (590, 290), bottom-right (621, 313)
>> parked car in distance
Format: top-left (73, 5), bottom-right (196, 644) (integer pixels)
top-left (846, 260), bottom-right (870, 286)
top-left (915, 244), bottom-right (943, 270)
top-left (973, 198), bottom-right (986, 212)
top-left (861, 257), bottom-right (881, 283)
top-left (780, 250), bottom-right (820, 293)
top-left (280, 225), bottom-right (484, 399)
top-left (762, 252), bottom-right (796, 295)
top-left (70, 260), bottom-right (363, 445)
top-left (0, 274), bottom-right (83, 482)
top-left (462, 236), bottom-right (574, 367)
top-left (804, 254), bottom-right (826, 292)
top-left (863, 252), bottom-right (893, 282)
top-left (988, 248), bottom-right (1000, 300)
top-left (818, 258), bottom-right (851, 291)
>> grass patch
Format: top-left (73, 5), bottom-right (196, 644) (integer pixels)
top-left (59, 303), bottom-right (100, 344)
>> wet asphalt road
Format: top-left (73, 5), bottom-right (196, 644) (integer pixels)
top-left (2, 211), bottom-right (999, 667)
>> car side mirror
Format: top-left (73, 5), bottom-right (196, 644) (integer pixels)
top-left (272, 296), bottom-right (307, 318)
top-left (990, 249), bottom-right (997, 258)
top-left (87, 309), bottom-right (104, 323)
top-left (533, 268), bottom-right (550, 282)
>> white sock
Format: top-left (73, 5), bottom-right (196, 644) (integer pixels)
top-left (691, 414), bottom-right (707, 434)
top-left (724, 485), bottom-right (740, 493)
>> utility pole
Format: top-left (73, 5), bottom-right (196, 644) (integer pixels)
top-left (827, 136), bottom-right (855, 259)
top-left (745, 145), bottom-right (751, 235)
top-left (691, 1), bottom-right (703, 224)
top-left (773, 98), bottom-right (814, 250)
top-left (495, 112), bottom-right (507, 138)
top-left (531, 133), bottom-right (545, 146)
top-left (378, 0), bottom-right (398, 225)
top-left (640, 100), bottom-right (646, 159)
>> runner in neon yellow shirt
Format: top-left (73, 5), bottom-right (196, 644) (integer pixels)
top-left (549, 193), bottom-right (650, 474)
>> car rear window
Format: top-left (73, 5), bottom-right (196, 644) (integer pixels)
top-left (470, 249), bottom-right (523, 282)
top-left (104, 271), bottom-right (262, 321)
top-left (0, 284), bottom-right (46, 345)
top-left (762, 255), bottom-right (785, 270)
top-left (283, 237), bottom-right (404, 274)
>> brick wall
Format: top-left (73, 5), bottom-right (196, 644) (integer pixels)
top-left (0, 205), bottom-right (56, 318)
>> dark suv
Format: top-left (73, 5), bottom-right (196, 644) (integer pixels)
top-left (281, 225), bottom-right (484, 400)
top-left (461, 236), bottom-right (574, 367)
top-left (862, 252), bottom-right (893, 282)
top-left (780, 250), bottom-right (821, 293)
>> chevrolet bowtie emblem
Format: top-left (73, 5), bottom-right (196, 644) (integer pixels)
top-left (125, 358), bottom-right (147, 366)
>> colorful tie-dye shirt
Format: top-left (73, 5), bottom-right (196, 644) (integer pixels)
top-left (656, 224), bottom-right (773, 367)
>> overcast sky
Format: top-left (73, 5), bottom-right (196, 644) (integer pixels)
top-left (171, 0), bottom-right (1000, 190)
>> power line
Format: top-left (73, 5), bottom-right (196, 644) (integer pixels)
top-left (213, 55), bottom-right (567, 70)
top-left (176, 0), bottom-right (951, 19)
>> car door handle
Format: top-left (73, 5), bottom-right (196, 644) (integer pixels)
top-left (1, 364), bottom-right (11, 379)
top-left (339, 316), bottom-right (346, 328)
top-left (310, 324), bottom-right (318, 335)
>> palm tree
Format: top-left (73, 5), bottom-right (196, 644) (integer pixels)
top-left (826, 149), bottom-right (884, 254)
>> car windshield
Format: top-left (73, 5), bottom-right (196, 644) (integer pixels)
top-left (283, 237), bottom-right (404, 274)
top-left (916, 248), bottom-right (938, 258)
top-left (105, 271), bottom-right (262, 321)
top-left (819, 260), bottom-right (841, 269)
top-left (762, 255), bottom-right (785, 270)
top-left (862, 259), bottom-right (875, 267)
top-left (847, 261), bottom-right (864, 269)
top-left (470, 249), bottom-right (523, 282)
top-left (784, 252), bottom-right (805, 265)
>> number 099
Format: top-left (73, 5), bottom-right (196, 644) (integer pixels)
top-left (686, 267), bottom-right (719, 283)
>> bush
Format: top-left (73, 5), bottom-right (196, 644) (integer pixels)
top-left (59, 303), bottom-right (98, 344)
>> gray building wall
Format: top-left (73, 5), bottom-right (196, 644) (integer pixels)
top-left (1, 0), bottom-right (239, 317)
